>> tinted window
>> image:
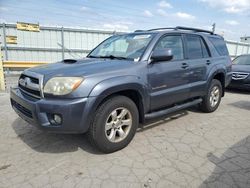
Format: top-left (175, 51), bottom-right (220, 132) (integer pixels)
top-left (186, 35), bottom-right (203, 59)
top-left (233, 55), bottom-right (250, 65)
top-left (201, 39), bottom-right (210, 58)
top-left (208, 37), bottom-right (229, 56)
top-left (155, 35), bottom-right (184, 60)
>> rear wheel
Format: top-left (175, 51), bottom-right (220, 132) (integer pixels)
top-left (200, 79), bottom-right (222, 113)
top-left (88, 95), bottom-right (139, 153)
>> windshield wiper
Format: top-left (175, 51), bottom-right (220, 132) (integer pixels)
top-left (88, 55), bottom-right (131, 60)
top-left (100, 55), bottom-right (129, 60)
top-left (88, 55), bottom-right (99, 58)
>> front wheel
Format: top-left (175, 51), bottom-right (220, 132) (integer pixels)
top-left (87, 95), bottom-right (139, 153)
top-left (200, 79), bottom-right (222, 113)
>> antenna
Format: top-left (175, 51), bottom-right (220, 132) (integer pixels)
top-left (212, 23), bottom-right (216, 34)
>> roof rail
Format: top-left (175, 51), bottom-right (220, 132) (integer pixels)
top-left (140, 26), bottom-right (214, 34)
top-left (147, 27), bottom-right (177, 32)
top-left (134, 30), bottom-right (146, 32)
top-left (175, 26), bottom-right (214, 34)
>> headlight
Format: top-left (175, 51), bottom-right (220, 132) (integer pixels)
top-left (44, 77), bottom-right (84, 95)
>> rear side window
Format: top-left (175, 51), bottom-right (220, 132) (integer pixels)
top-left (208, 37), bottom-right (229, 56)
top-left (186, 35), bottom-right (203, 59)
top-left (186, 35), bottom-right (210, 59)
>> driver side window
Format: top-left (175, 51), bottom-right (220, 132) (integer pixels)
top-left (155, 35), bottom-right (184, 60)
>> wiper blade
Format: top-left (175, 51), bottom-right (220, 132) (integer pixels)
top-left (99, 55), bottom-right (128, 60)
top-left (88, 55), bottom-right (99, 58)
top-left (88, 55), bottom-right (131, 60)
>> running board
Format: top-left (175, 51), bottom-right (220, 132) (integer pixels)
top-left (145, 98), bottom-right (202, 119)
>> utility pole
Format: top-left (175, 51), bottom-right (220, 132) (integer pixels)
top-left (212, 23), bottom-right (216, 34)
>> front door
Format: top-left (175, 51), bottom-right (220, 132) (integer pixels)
top-left (148, 35), bottom-right (190, 111)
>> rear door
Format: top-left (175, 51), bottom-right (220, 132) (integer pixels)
top-left (184, 34), bottom-right (211, 97)
top-left (148, 34), bottom-right (191, 111)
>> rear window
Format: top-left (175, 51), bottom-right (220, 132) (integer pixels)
top-left (208, 37), bottom-right (229, 56)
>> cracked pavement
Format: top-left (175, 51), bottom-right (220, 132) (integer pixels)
top-left (0, 90), bottom-right (250, 188)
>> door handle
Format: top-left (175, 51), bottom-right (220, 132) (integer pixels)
top-left (181, 63), bottom-right (189, 69)
top-left (206, 60), bottom-right (211, 65)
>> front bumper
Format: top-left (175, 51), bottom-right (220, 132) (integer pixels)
top-left (228, 80), bottom-right (250, 90)
top-left (227, 74), bottom-right (250, 90)
top-left (10, 87), bottom-right (94, 133)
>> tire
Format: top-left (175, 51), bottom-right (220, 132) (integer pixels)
top-left (87, 95), bottom-right (139, 153)
top-left (200, 79), bottom-right (222, 113)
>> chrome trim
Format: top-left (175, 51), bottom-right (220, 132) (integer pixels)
top-left (19, 77), bottom-right (40, 91)
top-left (20, 70), bottom-right (44, 98)
top-left (232, 72), bottom-right (250, 80)
top-left (152, 84), bottom-right (167, 90)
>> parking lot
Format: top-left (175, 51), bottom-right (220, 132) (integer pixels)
top-left (0, 90), bottom-right (250, 188)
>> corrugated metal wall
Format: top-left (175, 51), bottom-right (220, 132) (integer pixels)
top-left (0, 23), bottom-right (117, 62)
top-left (1, 23), bottom-right (250, 62)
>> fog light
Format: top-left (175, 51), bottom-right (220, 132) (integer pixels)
top-left (53, 114), bottom-right (62, 124)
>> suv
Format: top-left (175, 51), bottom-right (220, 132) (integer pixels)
top-left (10, 26), bottom-right (232, 153)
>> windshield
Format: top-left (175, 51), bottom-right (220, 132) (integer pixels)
top-left (88, 33), bottom-right (155, 61)
top-left (233, 55), bottom-right (250, 65)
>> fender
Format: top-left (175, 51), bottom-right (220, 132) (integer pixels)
top-left (208, 67), bottom-right (226, 84)
top-left (206, 65), bottom-right (226, 96)
top-left (88, 75), bottom-right (150, 118)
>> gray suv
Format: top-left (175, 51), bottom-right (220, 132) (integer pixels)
top-left (10, 26), bottom-right (232, 153)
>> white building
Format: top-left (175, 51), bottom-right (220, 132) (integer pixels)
top-left (240, 36), bottom-right (250, 43)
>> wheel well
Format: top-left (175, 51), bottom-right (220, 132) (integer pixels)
top-left (98, 90), bottom-right (144, 124)
top-left (213, 73), bottom-right (225, 96)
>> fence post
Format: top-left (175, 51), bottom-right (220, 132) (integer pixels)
top-left (0, 48), bottom-right (5, 91)
top-left (61, 27), bottom-right (65, 60)
top-left (3, 23), bottom-right (8, 61)
top-left (234, 42), bottom-right (239, 57)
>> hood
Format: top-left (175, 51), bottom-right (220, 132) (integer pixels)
top-left (232, 64), bottom-right (250, 72)
top-left (28, 58), bottom-right (139, 78)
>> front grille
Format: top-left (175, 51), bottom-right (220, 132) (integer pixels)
top-left (20, 74), bottom-right (39, 84)
top-left (232, 72), bottom-right (249, 80)
top-left (19, 84), bottom-right (41, 96)
top-left (18, 74), bottom-right (42, 98)
top-left (11, 99), bottom-right (33, 118)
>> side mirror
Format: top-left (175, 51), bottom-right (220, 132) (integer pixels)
top-left (151, 49), bottom-right (173, 63)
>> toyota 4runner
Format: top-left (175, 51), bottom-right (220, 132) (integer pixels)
top-left (10, 26), bottom-right (232, 153)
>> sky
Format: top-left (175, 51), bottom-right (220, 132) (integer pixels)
top-left (0, 0), bottom-right (250, 41)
